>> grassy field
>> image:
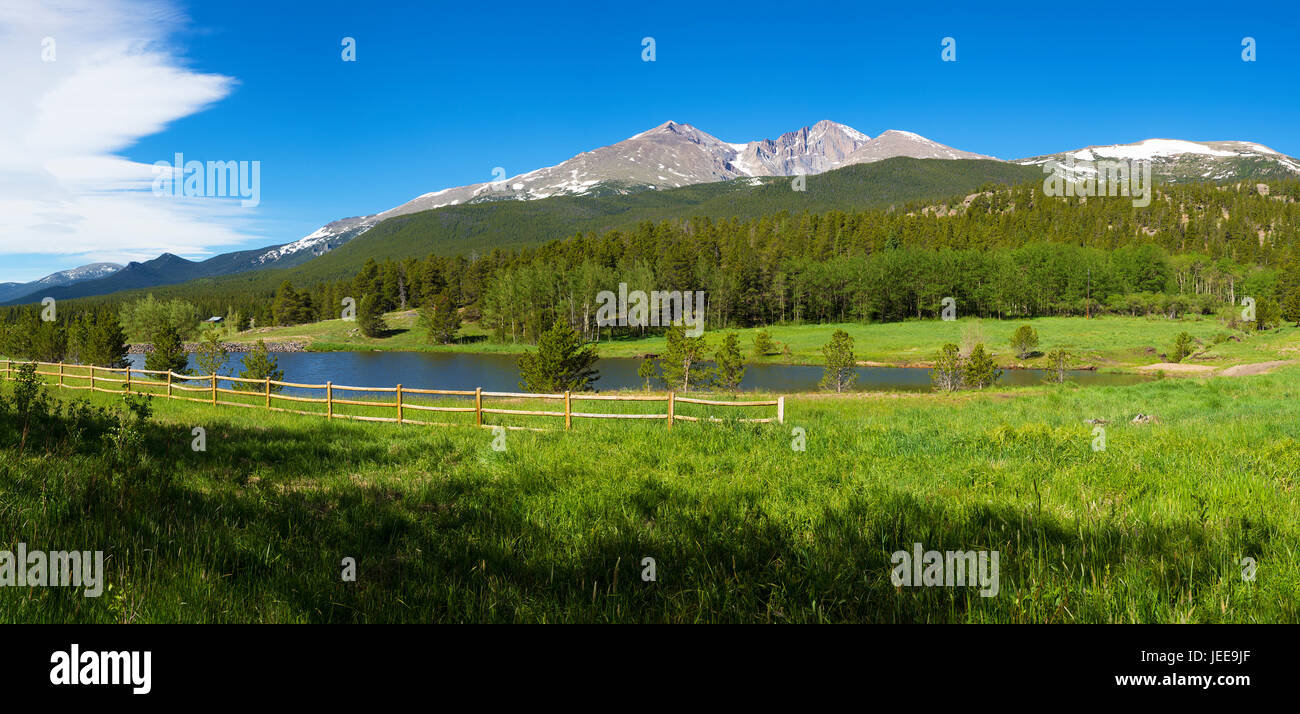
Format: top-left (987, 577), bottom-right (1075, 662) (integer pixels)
top-left (221, 313), bottom-right (1300, 372)
top-left (2, 361), bottom-right (1297, 623)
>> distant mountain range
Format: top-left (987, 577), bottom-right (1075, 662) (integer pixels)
top-left (6, 120), bottom-right (1299, 306)
top-left (0, 263), bottom-right (122, 303)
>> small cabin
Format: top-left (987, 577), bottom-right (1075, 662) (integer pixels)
top-left (204, 316), bottom-right (224, 324)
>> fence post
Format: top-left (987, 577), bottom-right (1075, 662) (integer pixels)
top-left (125, 367), bottom-right (131, 393)
top-left (475, 387), bottom-right (482, 426)
top-left (667, 391), bottom-right (674, 429)
top-left (211, 374), bottom-right (217, 405)
top-left (264, 378), bottom-right (271, 409)
top-left (396, 384), bottom-right (403, 425)
top-left (326, 381), bottom-right (333, 419)
top-left (58, 362), bottom-right (64, 388)
top-left (564, 390), bottom-right (571, 430)
top-left (90, 365), bottom-right (95, 391)
top-left (777, 396), bottom-right (785, 424)
top-left (166, 371), bottom-right (172, 398)
top-left (4, 358), bottom-right (8, 379)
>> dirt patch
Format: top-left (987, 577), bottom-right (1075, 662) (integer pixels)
top-left (1135, 362), bottom-right (1215, 374)
top-left (1218, 361), bottom-right (1295, 377)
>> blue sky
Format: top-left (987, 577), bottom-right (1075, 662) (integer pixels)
top-left (3, 0), bottom-right (1298, 282)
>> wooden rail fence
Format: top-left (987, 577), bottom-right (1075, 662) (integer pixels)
top-left (1, 359), bottom-right (785, 431)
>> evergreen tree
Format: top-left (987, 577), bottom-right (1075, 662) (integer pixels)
top-left (637, 358), bottom-right (656, 391)
top-left (1044, 348), bottom-right (1070, 384)
top-left (818, 329), bottom-right (857, 393)
top-left (1170, 332), bottom-right (1195, 362)
top-left (961, 344), bottom-right (1001, 388)
top-left (1010, 325), bottom-right (1039, 359)
top-left (237, 339), bottom-right (284, 391)
top-left (517, 319), bottom-right (599, 392)
top-left (753, 329), bottom-right (775, 357)
top-left (930, 343), bottom-right (963, 391)
top-left (419, 290), bottom-right (460, 344)
top-left (145, 324), bottom-right (189, 375)
top-left (195, 329), bottom-right (229, 376)
top-left (357, 294), bottom-right (388, 338)
top-left (713, 332), bottom-right (746, 392)
top-left (75, 310), bottom-right (129, 368)
top-left (658, 324), bottom-right (709, 392)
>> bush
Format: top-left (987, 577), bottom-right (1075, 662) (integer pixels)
top-left (818, 329), bottom-right (857, 393)
top-left (237, 339), bottom-right (284, 391)
top-left (962, 344), bottom-right (1002, 389)
top-left (1044, 349), bottom-right (1070, 384)
top-left (753, 330), bottom-right (775, 357)
top-left (518, 319), bottom-right (599, 393)
top-left (1010, 325), bottom-right (1039, 359)
top-left (1170, 332), bottom-right (1195, 363)
top-left (930, 343), bottom-right (963, 391)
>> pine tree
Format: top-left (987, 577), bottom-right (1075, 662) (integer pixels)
top-left (237, 339), bottom-right (284, 391)
top-left (962, 344), bottom-right (1002, 389)
top-left (419, 290), bottom-right (460, 344)
top-left (517, 319), bottom-right (599, 392)
top-left (658, 324), bottom-right (709, 392)
top-left (753, 329), bottom-right (775, 357)
top-left (145, 324), bottom-right (189, 375)
top-left (713, 332), bottom-right (746, 392)
top-left (930, 343), bottom-right (963, 391)
top-left (195, 329), bottom-right (229, 376)
top-left (357, 294), bottom-right (387, 338)
top-left (1010, 325), bottom-right (1039, 359)
top-left (637, 358), bottom-right (656, 391)
top-left (818, 329), bottom-right (856, 393)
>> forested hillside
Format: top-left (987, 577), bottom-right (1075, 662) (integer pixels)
top-left (6, 176), bottom-right (1300, 354)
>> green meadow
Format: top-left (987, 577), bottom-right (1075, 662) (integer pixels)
top-left (2, 360), bottom-right (1297, 623)
top-left (222, 314), bottom-right (1300, 371)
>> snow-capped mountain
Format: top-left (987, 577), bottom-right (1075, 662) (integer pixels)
top-left (1016, 139), bottom-right (1300, 182)
top-left (842, 130), bottom-right (996, 164)
top-left (257, 120), bottom-right (986, 265)
top-left (0, 262), bottom-right (122, 303)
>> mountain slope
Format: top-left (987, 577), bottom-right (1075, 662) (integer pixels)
top-left (251, 120), bottom-right (975, 267)
top-left (1016, 139), bottom-right (1300, 182)
top-left (0, 262), bottom-right (121, 303)
top-left (3, 245), bottom-right (305, 305)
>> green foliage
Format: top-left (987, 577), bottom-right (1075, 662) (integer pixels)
top-left (713, 332), bottom-right (747, 392)
top-left (636, 358), bottom-right (655, 391)
top-left (1044, 349), bottom-right (1070, 384)
top-left (961, 344), bottom-right (1002, 389)
top-left (517, 319), bottom-right (600, 393)
top-left (357, 294), bottom-right (387, 338)
top-left (1282, 288), bottom-right (1300, 326)
top-left (658, 324), bottom-right (709, 392)
top-left (145, 325), bottom-right (189, 375)
top-left (753, 329), bottom-right (775, 357)
top-left (272, 281), bottom-right (316, 326)
top-left (1010, 324), bottom-right (1039, 359)
top-left (195, 330), bottom-right (229, 376)
top-left (71, 309), bottom-right (129, 368)
top-left (419, 290), bottom-right (460, 344)
top-left (930, 343), bottom-right (964, 391)
top-left (818, 329), bottom-right (857, 393)
top-left (237, 339), bottom-right (284, 391)
top-left (1254, 297), bottom-right (1282, 331)
top-left (119, 295), bottom-right (199, 342)
top-left (1170, 332), bottom-right (1195, 363)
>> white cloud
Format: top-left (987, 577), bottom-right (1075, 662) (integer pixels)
top-left (0, 0), bottom-right (260, 280)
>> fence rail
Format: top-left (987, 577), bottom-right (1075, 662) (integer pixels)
top-left (0, 359), bottom-right (785, 431)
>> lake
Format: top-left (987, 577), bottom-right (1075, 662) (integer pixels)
top-left (128, 351), bottom-right (1151, 395)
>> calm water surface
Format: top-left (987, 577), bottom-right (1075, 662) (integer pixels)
top-left (128, 351), bottom-right (1150, 395)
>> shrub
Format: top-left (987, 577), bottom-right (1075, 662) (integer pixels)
top-left (237, 339), bottom-right (284, 391)
top-left (713, 333), bottom-right (747, 392)
top-left (658, 324), bottom-right (709, 392)
top-left (144, 325), bottom-right (189, 375)
top-left (1044, 349), bottom-right (1070, 383)
top-left (1170, 332), bottom-right (1195, 363)
top-left (930, 343), bottom-right (963, 391)
top-left (518, 319), bottom-right (599, 393)
top-left (818, 329), bottom-right (857, 393)
top-left (962, 344), bottom-right (1002, 389)
top-left (753, 330), bottom-right (776, 357)
top-left (1010, 325), bottom-right (1039, 359)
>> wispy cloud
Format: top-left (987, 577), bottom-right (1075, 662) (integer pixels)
top-left (0, 0), bottom-right (258, 281)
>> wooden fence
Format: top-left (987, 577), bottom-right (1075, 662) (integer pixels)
top-left (0, 359), bottom-right (785, 431)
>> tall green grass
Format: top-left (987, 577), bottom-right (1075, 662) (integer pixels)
top-left (1, 367), bottom-right (1297, 622)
